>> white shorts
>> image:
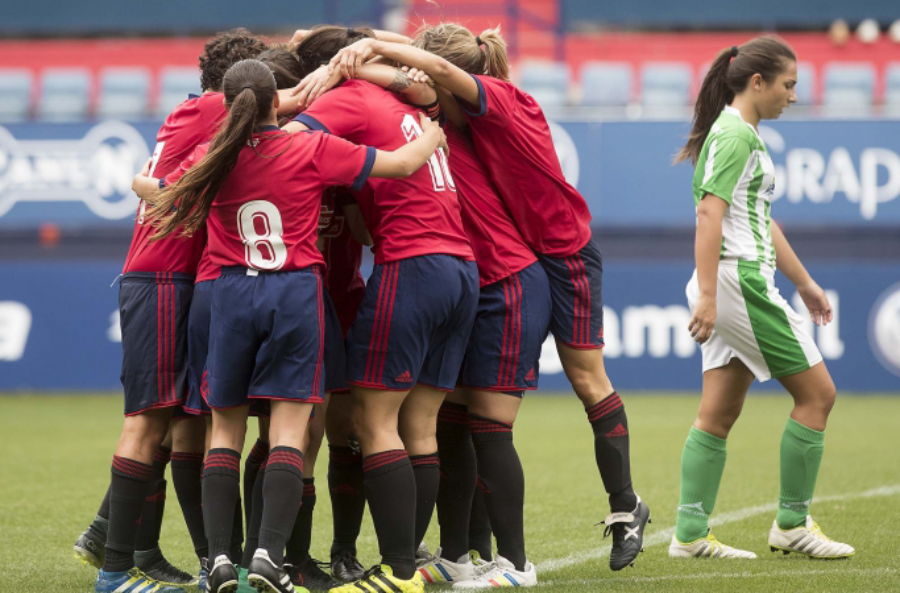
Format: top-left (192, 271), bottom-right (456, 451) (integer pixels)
top-left (686, 260), bottom-right (822, 382)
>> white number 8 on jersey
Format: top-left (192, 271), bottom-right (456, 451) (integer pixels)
top-left (237, 200), bottom-right (288, 270)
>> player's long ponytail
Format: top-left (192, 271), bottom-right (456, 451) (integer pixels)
top-left (149, 59), bottom-right (276, 239)
top-left (675, 36), bottom-right (796, 165)
top-left (413, 23), bottom-right (511, 82)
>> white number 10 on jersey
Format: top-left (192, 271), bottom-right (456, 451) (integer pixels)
top-left (400, 114), bottom-right (455, 192)
top-left (237, 200), bottom-right (288, 270)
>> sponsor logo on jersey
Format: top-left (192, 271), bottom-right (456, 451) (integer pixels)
top-left (0, 121), bottom-right (150, 220)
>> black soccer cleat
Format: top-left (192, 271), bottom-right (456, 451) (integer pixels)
top-left (604, 495), bottom-right (651, 571)
top-left (74, 518), bottom-right (107, 569)
top-left (135, 547), bottom-right (200, 591)
top-left (248, 549), bottom-right (294, 592)
top-left (286, 556), bottom-right (342, 591)
top-left (207, 555), bottom-right (239, 593)
top-left (330, 548), bottom-right (365, 583)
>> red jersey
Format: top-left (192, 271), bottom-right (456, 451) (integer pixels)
top-left (444, 123), bottom-right (536, 287)
top-left (320, 188), bottom-right (366, 337)
top-left (461, 75), bottom-right (592, 258)
top-left (122, 93), bottom-right (225, 274)
top-left (165, 127), bottom-right (374, 272)
top-left (295, 80), bottom-right (473, 265)
top-left (195, 246), bottom-right (220, 284)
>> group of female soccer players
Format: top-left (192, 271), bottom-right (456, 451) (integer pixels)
top-left (74, 20), bottom-right (853, 593)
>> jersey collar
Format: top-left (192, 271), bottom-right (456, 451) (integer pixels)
top-left (723, 105), bottom-right (761, 138)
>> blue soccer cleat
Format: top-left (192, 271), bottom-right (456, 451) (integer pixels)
top-left (95, 567), bottom-right (187, 592)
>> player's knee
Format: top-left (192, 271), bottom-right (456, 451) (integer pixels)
top-left (816, 381), bottom-right (837, 417)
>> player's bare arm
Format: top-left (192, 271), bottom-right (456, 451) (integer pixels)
top-left (772, 223), bottom-right (832, 326)
top-left (689, 194), bottom-right (727, 344)
top-left (330, 39), bottom-right (481, 106)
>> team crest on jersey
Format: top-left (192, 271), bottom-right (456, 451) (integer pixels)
top-left (318, 204), bottom-right (345, 238)
top-left (0, 121), bottom-right (150, 220)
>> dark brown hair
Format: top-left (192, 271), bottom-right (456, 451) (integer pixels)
top-left (413, 23), bottom-right (510, 82)
top-left (294, 25), bottom-right (375, 78)
top-left (676, 36), bottom-right (796, 165)
top-left (150, 59), bottom-right (277, 239)
top-left (199, 28), bottom-right (268, 92)
top-left (258, 48), bottom-right (305, 89)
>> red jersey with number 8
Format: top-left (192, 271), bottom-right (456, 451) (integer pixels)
top-left (165, 127), bottom-right (374, 272)
top-left (461, 75), bottom-right (592, 258)
top-left (294, 80), bottom-right (473, 265)
top-left (122, 92), bottom-right (226, 274)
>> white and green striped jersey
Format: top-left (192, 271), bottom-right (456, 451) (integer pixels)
top-left (692, 105), bottom-right (776, 268)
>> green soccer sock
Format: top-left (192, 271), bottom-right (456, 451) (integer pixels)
top-left (776, 417), bottom-right (824, 530)
top-left (675, 427), bottom-right (727, 543)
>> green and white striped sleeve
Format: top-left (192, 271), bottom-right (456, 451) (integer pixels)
top-left (698, 135), bottom-right (752, 205)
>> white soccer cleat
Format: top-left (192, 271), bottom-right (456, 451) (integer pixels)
top-left (768, 516), bottom-right (855, 559)
top-left (668, 532), bottom-right (757, 559)
top-left (417, 547), bottom-right (474, 584)
top-left (416, 542), bottom-right (433, 569)
top-left (452, 555), bottom-right (536, 589)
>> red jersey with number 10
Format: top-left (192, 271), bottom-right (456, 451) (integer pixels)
top-left (122, 93), bottom-right (225, 274)
top-left (444, 123), bottom-right (536, 287)
top-left (167, 127), bottom-right (374, 272)
top-left (295, 80), bottom-right (473, 265)
top-left (461, 75), bottom-right (592, 258)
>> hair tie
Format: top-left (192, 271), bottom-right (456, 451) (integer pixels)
top-left (475, 36), bottom-right (483, 46)
top-left (730, 45), bottom-right (738, 58)
top-left (241, 84), bottom-right (254, 91)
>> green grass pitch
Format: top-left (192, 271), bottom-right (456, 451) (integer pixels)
top-left (1, 392), bottom-right (898, 592)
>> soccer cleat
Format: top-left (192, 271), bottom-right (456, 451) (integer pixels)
top-left (330, 549), bottom-right (365, 583)
top-left (603, 495), bottom-right (651, 570)
top-left (329, 565), bottom-right (424, 593)
top-left (247, 549), bottom-right (296, 592)
top-left (287, 557), bottom-right (341, 591)
top-left (668, 531), bottom-right (757, 559)
top-left (452, 555), bottom-right (536, 589)
top-left (768, 516), bottom-right (855, 559)
top-left (74, 520), bottom-right (107, 569)
top-left (417, 547), bottom-right (474, 584)
top-left (136, 547), bottom-right (201, 592)
top-left (415, 542), bottom-right (433, 568)
top-left (207, 555), bottom-right (240, 593)
top-left (95, 567), bottom-right (187, 592)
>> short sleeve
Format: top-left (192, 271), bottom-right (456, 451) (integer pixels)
top-left (292, 84), bottom-right (368, 142)
top-left (698, 134), bottom-right (753, 205)
top-left (161, 142), bottom-right (209, 188)
top-left (313, 133), bottom-right (376, 192)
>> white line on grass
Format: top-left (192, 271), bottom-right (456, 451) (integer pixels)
top-left (538, 567), bottom-right (898, 587)
top-left (537, 485), bottom-right (900, 573)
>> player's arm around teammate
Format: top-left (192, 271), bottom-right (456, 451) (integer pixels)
top-left (672, 38), bottom-right (853, 561)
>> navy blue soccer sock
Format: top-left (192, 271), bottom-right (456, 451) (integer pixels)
top-left (202, 448), bottom-right (241, 560)
top-left (586, 393), bottom-right (637, 513)
top-left (104, 455), bottom-right (154, 573)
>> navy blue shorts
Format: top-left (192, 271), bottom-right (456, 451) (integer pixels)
top-left (537, 234), bottom-right (605, 349)
top-left (458, 262), bottom-right (552, 394)
top-left (323, 289), bottom-right (347, 393)
top-left (119, 272), bottom-right (194, 416)
top-left (347, 255), bottom-right (478, 392)
top-left (207, 266), bottom-right (326, 410)
top-left (184, 280), bottom-right (212, 416)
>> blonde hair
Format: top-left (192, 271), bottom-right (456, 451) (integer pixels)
top-left (413, 23), bottom-right (510, 82)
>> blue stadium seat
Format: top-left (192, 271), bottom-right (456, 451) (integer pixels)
top-left (156, 67), bottom-right (202, 118)
top-left (640, 62), bottom-right (692, 114)
top-left (580, 61), bottom-right (632, 106)
top-left (37, 68), bottom-right (91, 121)
top-left (885, 63), bottom-right (900, 117)
top-left (97, 67), bottom-right (151, 119)
top-left (794, 61), bottom-right (815, 106)
top-left (822, 61), bottom-right (875, 117)
top-left (0, 69), bottom-right (33, 122)
top-left (518, 60), bottom-right (570, 108)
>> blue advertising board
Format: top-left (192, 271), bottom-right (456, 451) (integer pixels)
top-left (1, 259), bottom-right (897, 392)
top-left (2, 118), bottom-right (900, 229)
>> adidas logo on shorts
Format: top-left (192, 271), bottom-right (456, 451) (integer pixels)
top-left (395, 370), bottom-right (413, 383)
